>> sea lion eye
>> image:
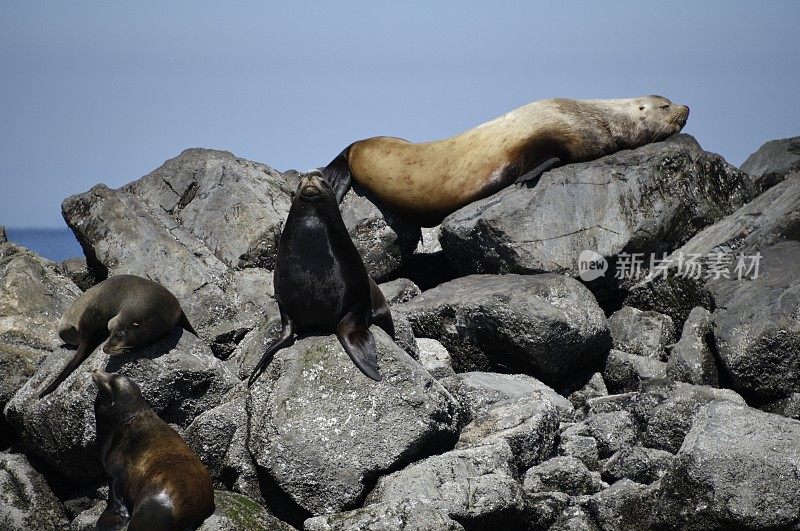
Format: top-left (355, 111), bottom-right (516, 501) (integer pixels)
top-left (114, 330), bottom-right (128, 339)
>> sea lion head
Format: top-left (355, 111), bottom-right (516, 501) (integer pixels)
top-left (628, 95), bottom-right (690, 143)
top-left (92, 369), bottom-right (148, 427)
top-left (104, 308), bottom-right (171, 355)
top-left (295, 170), bottom-right (337, 204)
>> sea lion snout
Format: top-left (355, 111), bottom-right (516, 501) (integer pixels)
top-left (674, 105), bottom-right (690, 127)
top-left (298, 171), bottom-right (333, 201)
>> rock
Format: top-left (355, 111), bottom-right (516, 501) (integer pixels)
top-left (439, 135), bottom-right (753, 277)
top-left (602, 349), bottom-right (667, 394)
top-left (583, 479), bottom-right (657, 531)
top-left (59, 257), bottom-right (97, 291)
top-left (5, 328), bottom-right (237, 481)
top-left (523, 491), bottom-right (571, 530)
top-left (761, 392), bottom-right (800, 420)
top-left (0, 452), bottom-right (69, 530)
top-left (607, 307), bottom-right (675, 360)
top-left (665, 307), bottom-right (718, 386)
top-left (199, 490), bottom-right (294, 531)
top-left (0, 242), bottom-right (82, 409)
top-left (415, 338), bottom-right (455, 379)
top-left (246, 330), bottom-right (459, 516)
top-left (68, 500), bottom-right (106, 531)
top-left (417, 226), bottom-right (443, 254)
top-left (562, 411), bottom-right (638, 458)
top-left (398, 274), bottom-right (610, 388)
top-left (378, 278), bottom-right (421, 305)
top-left (654, 401), bottom-right (800, 530)
top-left (602, 446), bottom-right (674, 485)
top-left (741, 136), bottom-right (800, 191)
top-left (365, 442), bottom-right (525, 529)
top-left (523, 456), bottom-right (605, 496)
top-left (708, 241), bottom-right (800, 401)
top-left (304, 500), bottom-right (465, 531)
top-left (440, 371), bottom-right (574, 424)
top-left (456, 393), bottom-right (559, 469)
top-left (620, 272), bottom-right (712, 331)
top-left (0, 226), bottom-right (5, 243)
top-left (557, 434), bottom-right (600, 471)
top-left (568, 372), bottom-right (608, 413)
top-left (549, 506), bottom-right (600, 531)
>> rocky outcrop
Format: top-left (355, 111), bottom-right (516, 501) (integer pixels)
top-left (608, 307), bottom-right (675, 360)
top-left (741, 136), bottom-right (800, 191)
top-left (0, 452), bottom-right (69, 530)
top-left (665, 307), bottom-right (718, 386)
top-left (304, 500), bottom-right (465, 531)
top-left (199, 490), bottom-right (294, 531)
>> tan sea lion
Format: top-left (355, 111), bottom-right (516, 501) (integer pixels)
top-left (38, 274), bottom-right (197, 397)
top-left (91, 370), bottom-right (214, 530)
top-left (320, 96), bottom-right (689, 226)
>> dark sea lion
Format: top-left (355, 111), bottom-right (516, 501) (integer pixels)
top-left (38, 274), bottom-right (197, 398)
top-left (248, 171), bottom-right (395, 385)
top-left (320, 95), bottom-right (690, 226)
top-left (91, 370), bottom-right (214, 531)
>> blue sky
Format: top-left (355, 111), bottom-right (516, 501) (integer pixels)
top-left (1, 1), bottom-right (798, 227)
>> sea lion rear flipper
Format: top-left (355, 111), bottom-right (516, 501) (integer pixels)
top-left (97, 482), bottom-right (130, 531)
top-left (515, 156), bottom-right (562, 185)
top-left (248, 315), bottom-right (295, 387)
top-left (319, 145), bottom-right (353, 203)
top-left (38, 337), bottom-right (102, 398)
top-left (368, 277), bottom-right (395, 339)
top-left (126, 495), bottom-right (174, 531)
top-left (178, 311), bottom-right (199, 337)
top-left (336, 311), bottom-right (381, 381)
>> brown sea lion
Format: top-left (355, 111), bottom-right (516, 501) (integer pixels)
top-left (320, 96), bottom-right (690, 226)
top-left (248, 171), bottom-right (395, 385)
top-left (38, 274), bottom-right (197, 397)
top-left (91, 370), bottom-right (214, 530)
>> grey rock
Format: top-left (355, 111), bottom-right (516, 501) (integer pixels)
top-left (398, 274), bottom-right (610, 388)
top-left (5, 328), bottom-right (237, 481)
top-left (456, 393), bottom-right (559, 469)
top-left (741, 136), bottom-right (800, 191)
top-left (523, 456), bottom-right (605, 496)
top-left (654, 401), bottom-right (800, 530)
top-left (602, 446), bottom-right (674, 485)
top-left (562, 411), bottom-right (638, 458)
top-left (68, 500), bottom-right (106, 531)
top-left (665, 306), bottom-right (718, 386)
top-left (608, 306), bottom-right (675, 360)
top-left (440, 371), bottom-right (574, 424)
top-left (557, 434), bottom-right (600, 471)
top-left (415, 338), bottom-right (455, 379)
top-left (439, 134), bottom-right (753, 277)
top-left (549, 506), bottom-right (600, 531)
top-left (582, 479), bottom-right (657, 531)
top-left (568, 372), bottom-right (608, 413)
top-left (524, 491), bottom-right (571, 531)
top-left (60, 257), bottom-right (98, 291)
top-left (620, 272), bottom-right (712, 331)
top-left (378, 278), bottom-right (421, 305)
top-left (304, 500), bottom-right (464, 531)
top-left (0, 226), bottom-right (5, 243)
top-left (707, 241), bottom-right (800, 400)
top-left (602, 349), bottom-right (667, 394)
top-left (365, 442), bottom-right (524, 529)
top-left (199, 490), bottom-right (294, 531)
top-left (0, 452), bottom-right (69, 530)
top-left (761, 392), bottom-right (800, 420)
top-left (247, 330), bottom-right (459, 515)
top-left (417, 225), bottom-right (443, 254)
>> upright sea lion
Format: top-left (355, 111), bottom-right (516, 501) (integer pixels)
top-left (38, 275), bottom-right (197, 397)
top-left (320, 96), bottom-right (690, 226)
top-left (92, 370), bottom-right (214, 530)
top-left (248, 171), bottom-right (395, 385)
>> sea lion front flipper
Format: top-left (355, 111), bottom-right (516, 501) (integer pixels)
top-left (97, 481), bottom-right (130, 531)
top-left (368, 277), bottom-right (395, 339)
top-left (319, 145), bottom-right (353, 204)
top-left (178, 311), bottom-right (199, 337)
top-left (336, 311), bottom-right (381, 381)
top-left (38, 336), bottom-right (103, 398)
top-left (248, 315), bottom-right (295, 387)
top-left (515, 156), bottom-right (562, 185)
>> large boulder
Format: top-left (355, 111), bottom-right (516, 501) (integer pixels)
top-left (666, 307), bottom-right (718, 386)
top-left (654, 401), bottom-right (800, 530)
top-left (523, 456), bottom-right (605, 496)
top-left (397, 274), bottom-right (610, 388)
top-left (707, 241), bottom-right (800, 401)
top-left (439, 135), bottom-right (753, 277)
top-left (198, 490), bottom-right (294, 531)
top-left (304, 500), bottom-right (465, 531)
top-left (4, 328), bottom-right (237, 481)
top-left (246, 330), bottom-right (460, 516)
top-left (0, 452), bottom-right (69, 530)
top-left (740, 136), bottom-right (800, 192)
top-left (607, 307), bottom-right (675, 360)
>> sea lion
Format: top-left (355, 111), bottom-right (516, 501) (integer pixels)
top-left (91, 370), bottom-right (214, 530)
top-left (38, 274), bottom-right (197, 398)
top-left (320, 95), bottom-right (690, 226)
top-left (248, 171), bottom-right (395, 385)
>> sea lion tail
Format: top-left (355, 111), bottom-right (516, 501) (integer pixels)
top-left (38, 338), bottom-right (100, 398)
top-left (319, 144), bottom-right (353, 204)
top-left (178, 311), bottom-right (199, 337)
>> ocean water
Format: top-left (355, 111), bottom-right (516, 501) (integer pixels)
top-left (4, 228), bottom-right (83, 262)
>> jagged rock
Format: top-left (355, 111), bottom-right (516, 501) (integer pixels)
top-left (59, 257), bottom-right (97, 291)
top-left (602, 349), bottom-right (667, 393)
top-left (247, 330), bottom-right (459, 516)
top-left (0, 226), bottom-right (5, 243)
top-left (557, 434), bottom-right (600, 471)
top-left (549, 506), bottom-right (600, 531)
top-left (568, 372), bottom-right (608, 413)
top-left (620, 273), bottom-right (712, 331)
top-left (665, 307), bottom-right (718, 386)
top-left (0, 242), bottom-right (82, 409)
top-left (378, 278), bottom-right (421, 305)
top-left (523, 456), bottom-right (605, 496)
top-left (304, 500), bottom-right (465, 531)
top-left (607, 307), bottom-right (675, 360)
top-left (654, 401), bottom-right (800, 530)
top-left (524, 491), bottom-right (571, 530)
top-left (602, 446), bottom-right (674, 485)
top-left (439, 135), bottom-right (753, 277)
top-left (199, 490), bottom-right (294, 531)
top-left (5, 328), bottom-right (237, 481)
top-left (440, 371), bottom-right (574, 424)
top-left (761, 392), bottom-right (800, 420)
top-left (562, 411), bottom-right (638, 458)
top-left (417, 226), bottom-right (443, 254)
top-left (583, 479), bottom-right (657, 531)
top-left (415, 338), bottom-right (455, 379)
top-left (0, 452), bottom-right (69, 530)
top-left (456, 393), bottom-right (559, 469)
top-left (707, 241), bottom-right (800, 401)
top-left (365, 442), bottom-right (524, 530)
top-left (741, 136), bottom-right (800, 191)
top-left (397, 274), bottom-right (610, 388)
top-left (68, 501), bottom-right (106, 531)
